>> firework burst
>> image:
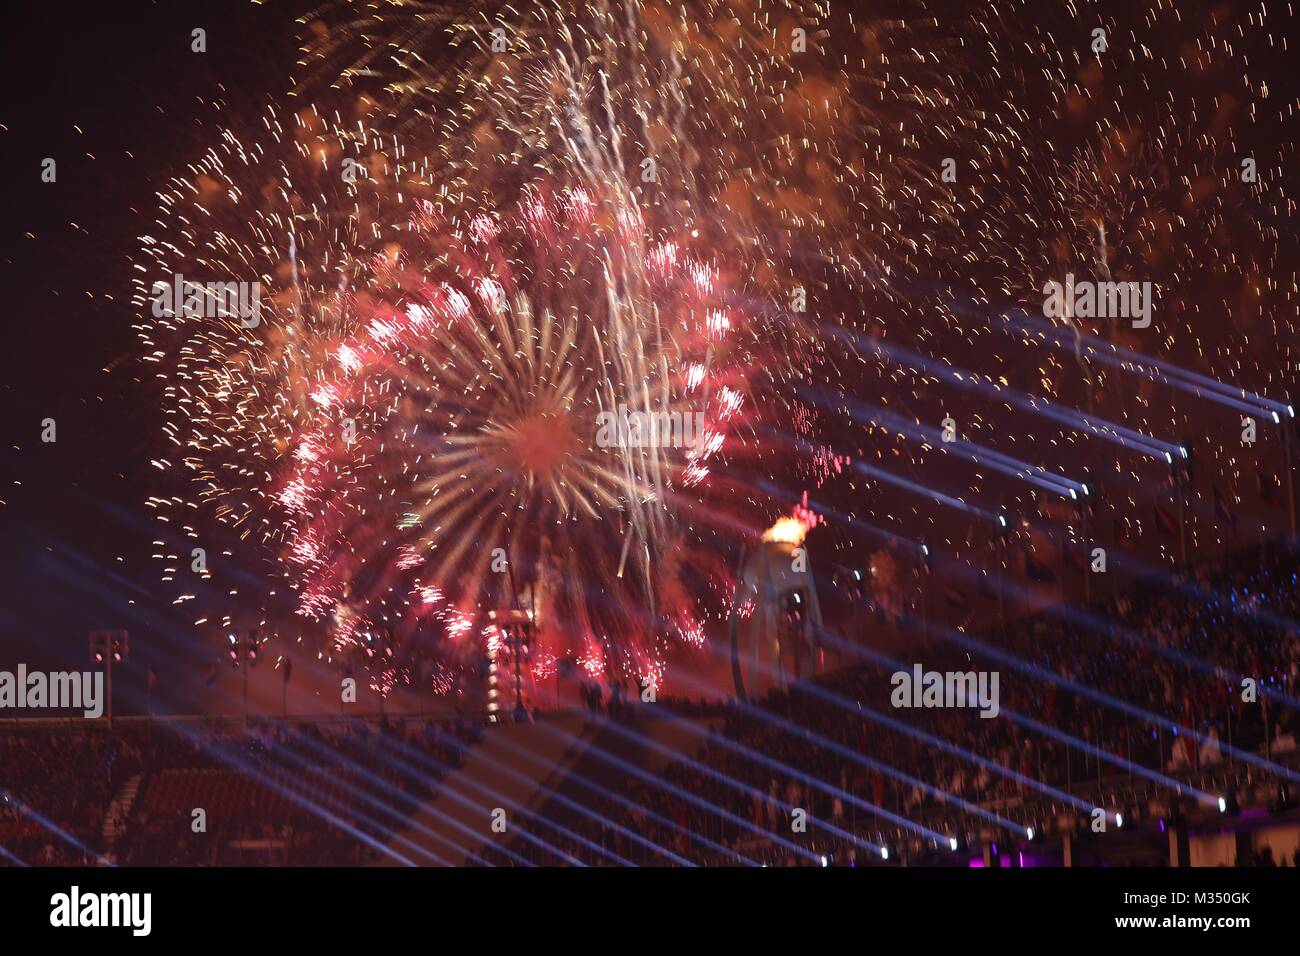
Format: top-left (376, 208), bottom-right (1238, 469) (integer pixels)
top-left (137, 100), bottom-right (760, 684)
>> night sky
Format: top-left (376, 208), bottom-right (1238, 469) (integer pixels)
top-left (0, 1), bottom-right (311, 684)
top-left (0, 0), bottom-right (1296, 706)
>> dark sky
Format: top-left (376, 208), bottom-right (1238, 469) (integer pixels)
top-left (0, 0), bottom-right (1294, 705)
top-left (0, 1), bottom-right (311, 681)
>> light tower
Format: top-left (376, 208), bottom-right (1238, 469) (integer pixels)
top-left (88, 629), bottom-right (128, 727)
top-left (727, 518), bottom-right (824, 700)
